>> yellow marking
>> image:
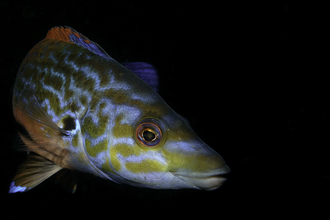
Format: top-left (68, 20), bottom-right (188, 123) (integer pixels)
top-left (75, 74), bottom-right (95, 93)
top-left (112, 143), bottom-right (141, 157)
top-left (82, 114), bottom-right (108, 138)
top-left (63, 76), bottom-right (74, 101)
top-left (103, 88), bottom-right (129, 104)
top-left (82, 100), bottom-right (109, 138)
top-left (166, 119), bottom-right (197, 142)
top-left (43, 73), bottom-right (64, 91)
top-left (85, 139), bottom-right (91, 150)
top-left (101, 156), bottom-right (115, 174)
top-left (125, 159), bottom-right (166, 173)
top-left (112, 114), bottom-right (133, 138)
top-left (99, 71), bottom-right (111, 87)
top-left (78, 151), bottom-right (89, 166)
top-left (37, 90), bottom-right (64, 116)
top-left (102, 88), bottom-right (170, 118)
top-left (79, 95), bottom-right (88, 106)
top-left (110, 145), bottom-right (122, 171)
top-left (72, 134), bottom-right (78, 147)
top-left (110, 143), bottom-right (145, 171)
top-left (85, 139), bottom-right (108, 157)
top-left (64, 88), bottom-right (74, 101)
top-left (162, 148), bottom-right (222, 173)
top-left (69, 101), bottom-right (79, 113)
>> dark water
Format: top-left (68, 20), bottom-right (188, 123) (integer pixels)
top-left (1, 2), bottom-right (329, 218)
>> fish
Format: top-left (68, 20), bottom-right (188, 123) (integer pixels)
top-left (9, 26), bottom-right (230, 193)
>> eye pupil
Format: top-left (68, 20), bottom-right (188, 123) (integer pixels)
top-left (143, 130), bottom-right (156, 142)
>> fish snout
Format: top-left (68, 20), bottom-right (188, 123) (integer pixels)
top-left (164, 141), bottom-right (230, 190)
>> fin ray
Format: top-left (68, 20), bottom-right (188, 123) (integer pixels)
top-left (17, 95), bottom-right (69, 135)
top-left (46, 26), bottom-right (112, 60)
top-left (13, 92), bottom-right (72, 166)
top-left (9, 154), bottom-right (62, 193)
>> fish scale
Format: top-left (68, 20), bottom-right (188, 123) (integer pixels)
top-left (9, 26), bottom-right (229, 193)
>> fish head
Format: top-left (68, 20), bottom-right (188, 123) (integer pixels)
top-left (107, 103), bottom-right (230, 190)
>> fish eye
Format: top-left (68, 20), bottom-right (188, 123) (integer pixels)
top-left (136, 119), bottom-right (162, 147)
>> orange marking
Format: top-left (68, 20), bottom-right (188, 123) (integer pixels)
top-left (45, 26), bottom-right (72, 43)
top-left (45, 26), bottom-right (92, 45)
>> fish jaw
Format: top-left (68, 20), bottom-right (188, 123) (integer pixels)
top-left (170, 168), bottom-right (229, 190)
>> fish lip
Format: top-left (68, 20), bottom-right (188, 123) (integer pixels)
top-left (172, 166), bottom-right (230, 178)
top-left (171, 167), bottom-right (230, 190)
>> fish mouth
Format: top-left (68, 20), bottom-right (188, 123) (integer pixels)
top-left (172, 167), bottom-right (230, 190)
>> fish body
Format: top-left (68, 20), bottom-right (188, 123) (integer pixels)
top-left (9, 27), bottom-right (229, 193)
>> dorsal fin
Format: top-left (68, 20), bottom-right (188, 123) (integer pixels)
top-left (45, 26), bottom-right (112, 60)
top-left (123, 62), bottom-right (159, 92)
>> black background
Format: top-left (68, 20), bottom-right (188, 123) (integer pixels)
top-left (1, 1), bottom-right (329, 218)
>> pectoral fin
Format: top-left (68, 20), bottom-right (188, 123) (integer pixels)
top-left (9, 154), bottom-right (62, 193)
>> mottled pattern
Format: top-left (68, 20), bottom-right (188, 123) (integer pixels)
top-left (11, 27), bottom-right (229, 192)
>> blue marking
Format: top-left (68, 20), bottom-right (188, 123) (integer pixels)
top-left (69, 33), bottom-right (112, 60)
top-left (123, 62), bottom-right (159, 92)
top-left (8, 181), bottom-right (27, 193)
